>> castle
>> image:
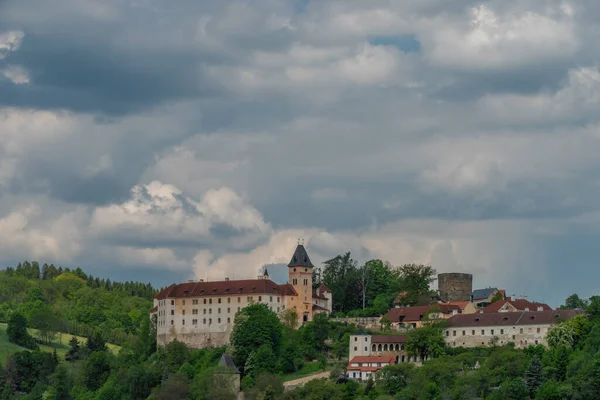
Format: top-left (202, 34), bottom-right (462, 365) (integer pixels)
top-left (151, 244), bottom-right (332, 348)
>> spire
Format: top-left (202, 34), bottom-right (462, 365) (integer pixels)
top-left (288, 244), bottom-right (314, 267)
top-left (263, 269), bottom-right (269, 279)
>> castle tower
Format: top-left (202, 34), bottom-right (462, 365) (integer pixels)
top-left (288, 243), bottom-right (314, 324)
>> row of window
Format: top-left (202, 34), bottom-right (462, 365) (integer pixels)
top-left (157, 317), bottom-right (232, 327)
top-left (446, 327), bottom-right (543, 337)
top-left (291, 279), bottom-right (310, 286)
top-left (449, 339), bottom-right (539, 347)
top-left (162, 296), bottom-right (281, 306)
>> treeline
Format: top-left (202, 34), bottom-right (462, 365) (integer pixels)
top-left (3, 260), bottom-right (156, 300)
top-left (313, 253), bottom-right (436, 317)
top-left (0, 261), bottom-right (156, 346)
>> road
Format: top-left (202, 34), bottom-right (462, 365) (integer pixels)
top-left (283, 371), bottom-right (331, 390)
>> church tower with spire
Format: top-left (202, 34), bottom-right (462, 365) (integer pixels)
top-left (287, 241), bottom-right (314, 324)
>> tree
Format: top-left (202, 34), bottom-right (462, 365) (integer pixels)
top-left (322, 252), bottom-right (362, 312)
top-left (554, 346), bottom-right (569, 382)
top-left (48, 365), bottom-right (71, 400)
top-left (547, 324), bottom-right (575, 349)
top-left (406, 326), bottom-right (445, 362)
top-left (7, 312), bottom-right (37, 350)
top-left (375, 363), bottom-right (415, 395)
top-left (230, 304), bottom-right (283, 375)
top-left (65, 337), bottom-right (80, 362)
top-left (561, 293), bottom-right (589, 310)
top-left (490, 291), bottom-right (504, 304)
top-left (86, 331), bottom-right (107, 353)
top-left (396, 264), bottom-right (437, 306)
top-left (154, 374), bottom-right (189, 400)
top-left (84, 351), bottom-right (111, 391)
top-left (524, 356), bottom-right (542, 397)
top-left (279, 308), bottom-right (299, 330)
top-left (498, 378), bottom-right (529, 400)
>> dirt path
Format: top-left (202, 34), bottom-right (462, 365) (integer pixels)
top-left (283, 371), bottom-right (330, 390)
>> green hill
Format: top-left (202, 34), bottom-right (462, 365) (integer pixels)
top-left (0, 322), bottom-right (120, 362)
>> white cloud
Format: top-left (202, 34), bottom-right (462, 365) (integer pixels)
top-left (426, 4), bottom-right (577, 69)
top-left (0, 31), bottom-right (24, 60)
top-left (1, 65), bottom-right (30, 84)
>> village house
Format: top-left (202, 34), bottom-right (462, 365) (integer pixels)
top-left (483, 297), bottom-right (552, 313)
top-left (445, 309), bottom-right (583, 348)
top-left (382, 304), bottom-right (462, 329)
top-left (469, 288), bottom-right (506, 307)
top-left (151, 244), bottom-right (332, 348)
top-left (347, 355), bottom-right (395, 381)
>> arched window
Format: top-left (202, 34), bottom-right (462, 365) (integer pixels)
top-left (383, 344), bottom-right (388, 351)
top-left (395, 344), bottom-right (400, 351)
top-left (377, 344), bottom-right (382, 351)
top-left (401, 344), bottom-right (404, 350)
top-left (372, 344), bottom-right (376, 352)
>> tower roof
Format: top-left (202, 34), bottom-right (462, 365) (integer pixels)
top-left (288, 244), bottom-right (314, 267)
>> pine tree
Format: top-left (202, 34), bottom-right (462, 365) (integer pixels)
top-left (525, 356), bottom-right (542, 397)
top-left (65, 337), bottom-right (80, 361)
top-left (555, 346), bottom-right (569, 382)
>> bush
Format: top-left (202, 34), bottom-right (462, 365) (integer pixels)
top-left (7, 312), bottom-right (38, 350)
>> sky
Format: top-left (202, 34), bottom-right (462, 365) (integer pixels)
top-left (1, 0), bottom-right (599, 307)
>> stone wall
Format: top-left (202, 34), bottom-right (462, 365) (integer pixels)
top-left (438, 273), bottom-right (473, 302)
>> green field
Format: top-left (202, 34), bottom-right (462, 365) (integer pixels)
top-left (0, 322), bottom-right (120, 363)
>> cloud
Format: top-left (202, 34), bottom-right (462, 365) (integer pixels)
top-left (1, 0), bottom-right (600, 307)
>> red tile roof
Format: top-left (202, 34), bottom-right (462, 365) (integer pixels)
top-left (312, 289), bottom-right (328, 300)
top-left (483, 299), bottom-right (552, 313)
top-left (154, 279), bottom-right (291, 299)
top-left (447, 310), bottom-right (584, 328)
top-left (383, 304), bottom-right (460, 323)
top-left (371, 334), bottom-right (407, 343)
top-left (279, 284), bottom-right (298, 296)
top-left (318, 283), bottom-right (331, 294)
top-left (445, 301), bottom-right (470, 310)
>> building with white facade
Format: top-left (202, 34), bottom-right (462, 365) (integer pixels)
top-left (445, 309), bottom-right (584, 348)
top-left (151, 244), bottom-right (332, 348)
top-left (347, 355), bottom-right (395, 381)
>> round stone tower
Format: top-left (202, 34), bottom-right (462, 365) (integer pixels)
top-left (438, 273), bottom-right (473, 302)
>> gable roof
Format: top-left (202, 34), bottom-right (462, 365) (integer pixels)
top-left (447, 309), bottom-right (584, 328)
top-left (471, 288), bottom-right (499, 301)
top-left (154, 279), bottom-right (288, 300)
top-left (349, 355), bottom-right (395, 364)
top-left (312, 289), bottom-right (328, 300)
top-left (288, 244), bottom-right (314, 267)
top-left (318, 283), bottom-right (331, 293)
top-left (483, 299), bottom-right (552, 313)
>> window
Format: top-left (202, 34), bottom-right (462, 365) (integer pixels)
top-left (520, 328), bottom-right (523, 334)
top-left (453, 331), bottom-right (456, 336)
top-left (171, 300), bottom-right (174, 306)
top-left (171, 310), bottom-right (174, 315)
top-left (305, 305), bottom-right (308, 310)
top-left (203, 318), bottom-right (206, 324)
top-left (193, 309), bottom-right (198, 315)
top-left (446, 331), bottom-right (449, 337)
top-left (354, 347), bottom-right (357, 351)
top-left (218, 318), bottom-right (221, 323)
top-left (227, 318), bottom-right (231, 323)
top-left (209, 309), bottom-right (212, 314)
top-left (258, 296), bottom-right (262, 302)
top-left (209, 318), bottom-right (212, 324)
top-left (537, 328), bottom-right (540, 333)
top-left (182, 300), bottom-right (185, 305)
top-left (218, 298), bottom-right (221, 304)
top-left (228, 298), bottom-right (231, 303)
top-left (218, 308), bottom-right (221, 314)
top-left (481, 330), bottom-right (485, 335)
top-left (238, 297), bottom-right (241, 303)
top-left (247, 296), bottom-right (253, 302)
top-left (182, 310), bottom-right (185, 315)
top-left (365, 337), bottom-right (368, 341)
top-left (209, 299), bottom-right (213, 304)
top-left (277, 297), bottom-right (280, 303)
top-left (193, 299), bottom-right (198, 305)
top-left (462, 330), bottom-right (465, 336)
top-left (491, 329), bottom-right (494, 335)
top-left (500, 329), bottom-right (504, 334)
top-left (472, 330), bottom-right (475, 335)
top-left (227, 308), bottom-right (230, 313)
top-left (203, 309), bottom-right (206, 314)
top-left (171, 320), bottom-right (174, 325)
top-left (354, 337), bottom-right (357, 342)
top-left (182, 319), bottom-right (185, 325)
top-left (192, 319), bottom-right (197, 325)
top-left (203, 299), bottom-right (206, 304)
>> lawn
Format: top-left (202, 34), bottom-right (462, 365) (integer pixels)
top-left (282, 361), bottom-right (327, 382)
top-left (0, 322), bottom-right (120, 363)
